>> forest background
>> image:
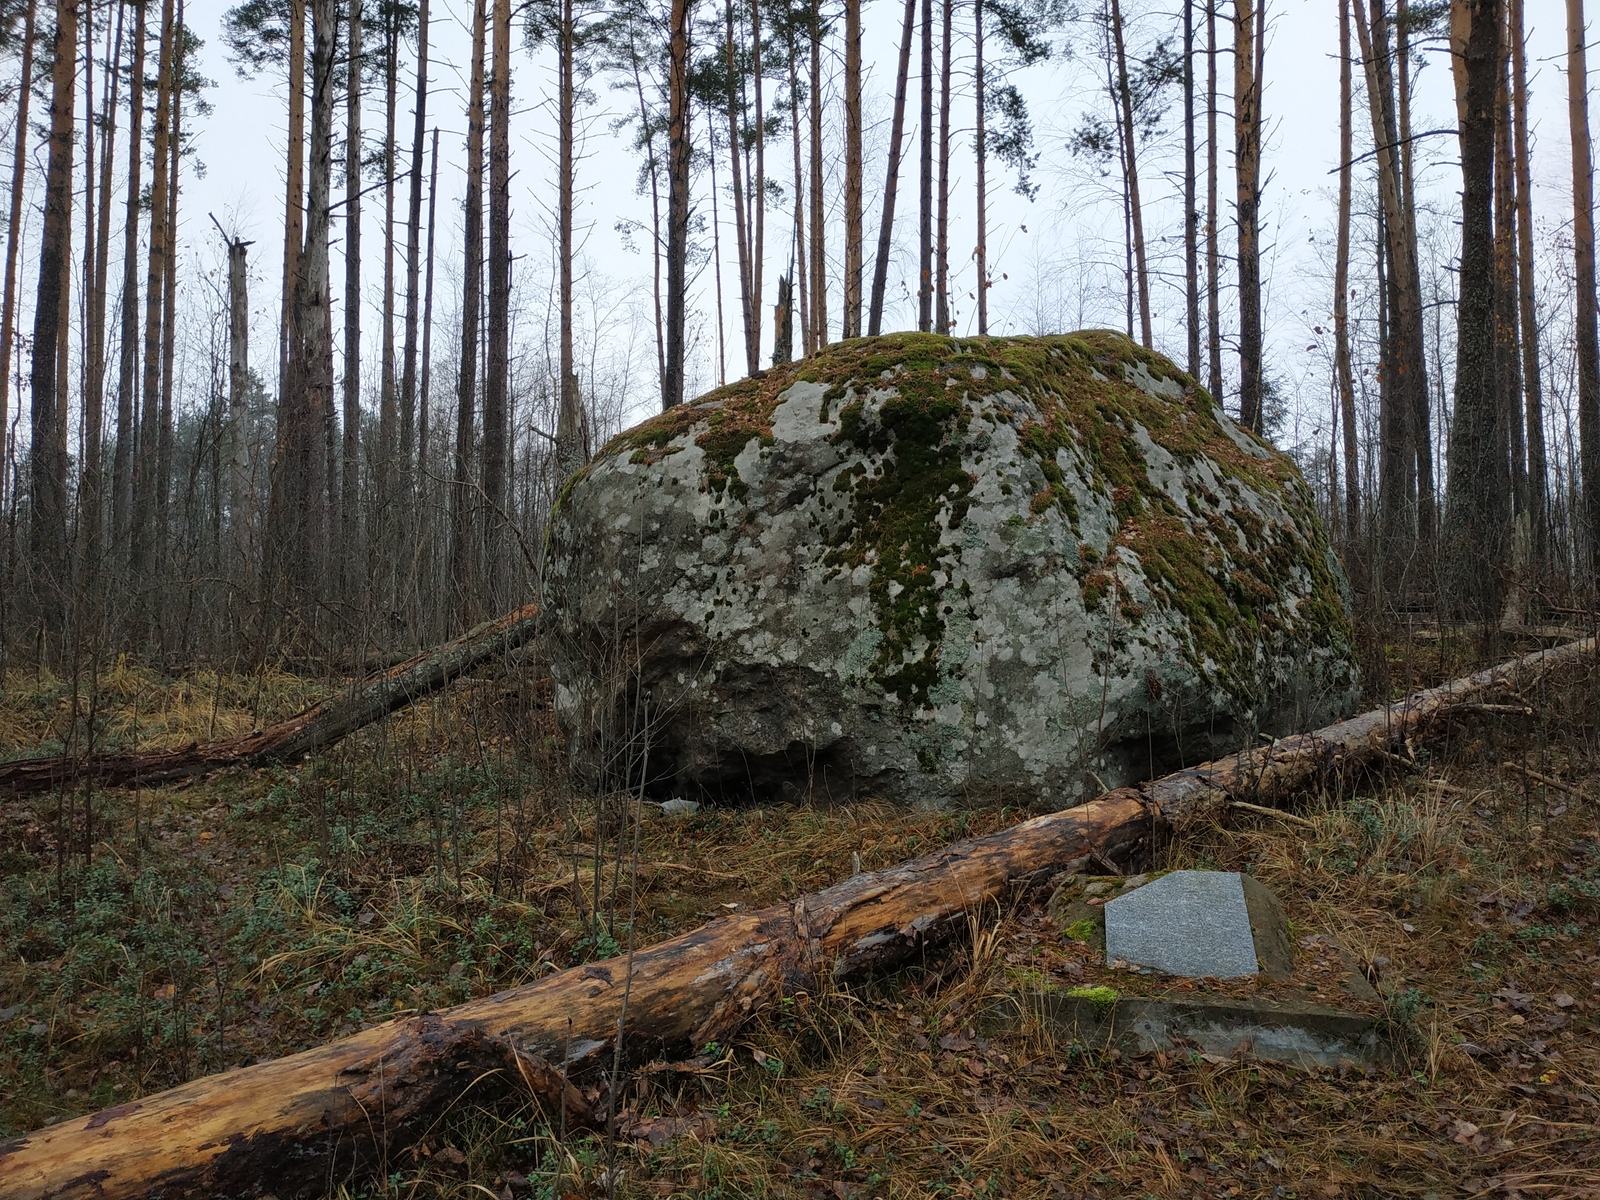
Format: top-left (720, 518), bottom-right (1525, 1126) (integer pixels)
top-left (0, 0), bottom-right (1592, 666)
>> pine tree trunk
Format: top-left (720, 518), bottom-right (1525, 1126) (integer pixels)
top-left (131, 0), bottom-right (173, 605)
top-left (1352, 0), bottom-right (1435, 584)
top-left (289, 0), bottom-right (337, 607)
top-left (1395, 0), bottom-right (1434, 546)
top-left (1204, 0), bottom-right (1222, 401)
top-left (1570, 0), bottom-right (1600, 582)
top-left (868, 0), bottom-right (918, 337)
top-left (808, 3), bottom-right (828, 346)
top-left (917, 0), bottom-right (932, 332)
top-left (81, 0), bottom-right (123, 582)
top-left (974, 0), bottom-right (988, 336)
top-left (280, 0), bottom-right (306, 442)
top-left (750, 0), bottom-right (766, 361)
top-left (934, 0), bottom-right (951, 335)
top-left (1442, 0), bottom-right (1508, 620)
top-left (483, 0), bottom-right (511, 603)
top-left (1335, 0), bottom-right (1361, 543)
top-left (0, 0), bottom-right (33, 537)
top-left (1509, 0), bottom-right (1545, 572)
top-left (664, 0), bottom-right (690, 408)
top-left (157, 26), bottom-right (183, 585)
top-left (726, 0), bottom-right (755, 374)
top-left (342, 0), bottom-right (363, 601)
top-left (399, 0), bottom-right (430, 492)
top-left (1492, 10), bottom-right (1524, 524)
top-left (110, 0), bottom-right (140, 555)
top-left (1233, 0), bottom-right (1263, 432)
top-left (452, 0), bottom-right (487, 613)
top-left (415, 127), bottom-right (440, 638)
top-left (787, 29), bottom-right (810, 354)
top-left (226, 235), bottom-right (251, 576)
top-left (376, 8), bottom-right (399, 598)
top-left (1184, 0), bottom-right (1196, 376)
top-left (1110, 0), bottom-right (1151, 349)
top-left (842, 0), bottom-right (862, 338)
top-left (28, 0), bottom-right (78, 631)
top-left (555, 0), bottom-right (585, 475)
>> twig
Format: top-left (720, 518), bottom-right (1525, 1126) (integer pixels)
top-left (1501, 762), bottom-right (1593, 803)
top-left (1453, 703), bottom-right (1534, 715)
top-left (1230, 800), bottom-right (1318, 829)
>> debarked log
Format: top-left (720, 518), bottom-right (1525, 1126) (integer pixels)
top-left (2, 634), bottom-right (1592, 1199)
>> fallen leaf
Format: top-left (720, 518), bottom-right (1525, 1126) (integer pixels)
top-left (1554, 993), bottom-right (1576, 1008)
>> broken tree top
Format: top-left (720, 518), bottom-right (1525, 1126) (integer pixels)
top-left (1104, 870), bottom-right (1291, 980)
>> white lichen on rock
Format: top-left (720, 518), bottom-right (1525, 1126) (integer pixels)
top-left (545, 332), bottom-right (1358, 807)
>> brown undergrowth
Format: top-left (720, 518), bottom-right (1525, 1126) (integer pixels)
top-left (1, 629), bottom-right (1598, 1198)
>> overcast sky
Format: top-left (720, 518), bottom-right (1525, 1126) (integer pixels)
top-left (175, 0), bottom-right (1578, 446)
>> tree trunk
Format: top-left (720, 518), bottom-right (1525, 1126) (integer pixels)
top-left (1568, 0), bottom-right (1600, 581)
top-left (280, 0), bottom-right (307, 454)
top-left (1395, 0), bottom-right (1435, 545)
top-left (555, 0), bottom-right (586, 476)
top-left (1182, 0), bottom-right (1199, 378)
top-left (749, 0), bottom-right (766, 362)
top-left (1442, 0), bottom-right (1508, 621)
top-left (81, 0), bottom-right (123, 584)
top-left (808, 3), bottom-right (828, 345)
top-left (725, 0), bottom-right (755, 373)
top-left (975, 0), bottom-right (988, 335)
top-left (483, 0), bottom-right (511, 601)
top-left (226, 235), bottom-right (251, 576)
top-left (1492, 9), bottom-right (1524, 524)
top-left (342, 0), bottom-right (363, 602)
top-left (1110, 0), bottom-right (1151, 349)
top-left (0, 604), bottom-right (542, 796)
top-left (842, 0), bottom-right (862, 337)
top-left (110, 0), bottom-right (141, 556)
top-left (376, 7), bottom-right (400, 599)
top-left (399, 0), bottom-right (430, 497)
top-left (414, 126), bottom-right (440, 636)
top-left (451, 0), bottom-right (487, 614)
top-left (156, 26), bottom-right (183, 584)
top-left (787, 26), bottom-right (810, 353)
top-left (935, 0), bottom-right (951, 334)
top-left (1352, 0), bottom-right (1435, 586)
top-left (664, 0), bottom-right (690, 408)
top-left (1204, 0), bottom-right (1221, 401)
top-left (8, 630), bottom-right (1594, 1200)
top-left (868, 0), bottom-right (917, 337)
top-left (288, 0), bottom-right (337, 606)
top-left (1509, 0), bottom-right (1545, 573)
top-left (918, 0), bottom-right (932, 331)
top-left (1233, 0), bottom-right (1263, 432)
top-left (0, 0), bottom-right (34, 540)
top-left (28, 0), bottom-right (79, 628)
top-left (1336, 0), bottom-right (1361, 542)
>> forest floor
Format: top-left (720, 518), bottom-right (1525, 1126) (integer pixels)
top-left (2, 629), bottom-right (1599, 1198)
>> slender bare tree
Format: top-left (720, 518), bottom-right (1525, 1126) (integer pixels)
top-left (868, 0), bottom-right (917, 336)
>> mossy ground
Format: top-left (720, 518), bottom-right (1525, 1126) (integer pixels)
top-left (2, 627), bottom-right (1598, 1198)
top-left (584, 332), bottom-right (1352, 711)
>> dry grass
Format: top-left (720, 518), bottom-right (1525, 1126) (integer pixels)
top-left (2, 635), bottom-right (1599, 1198)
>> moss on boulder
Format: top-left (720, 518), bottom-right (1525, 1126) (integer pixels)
top-left (545, 332), bottom-right (1357, 807)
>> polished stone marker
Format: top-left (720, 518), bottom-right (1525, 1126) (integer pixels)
top-left (1103, 869), bottom-right (1260, 978)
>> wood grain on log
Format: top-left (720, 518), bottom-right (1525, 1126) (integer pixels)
top-left (2, 635), bottom-right (1592, 1199)
top-left (0, 605), bottom-right (541, 796)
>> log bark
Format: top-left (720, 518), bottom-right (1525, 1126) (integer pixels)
top-left (0, 605), bottom-right (541, 796)
top-left (3, 635), bottom-right (1594, 1200)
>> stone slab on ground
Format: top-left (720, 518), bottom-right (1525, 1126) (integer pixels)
top-left (994, 992), bottom-right (1380, 1069)
top-left (1104, 870), bottom-right (1262, 979)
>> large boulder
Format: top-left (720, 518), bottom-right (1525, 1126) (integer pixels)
top-left (545, 332), bottom-right (1357, 808)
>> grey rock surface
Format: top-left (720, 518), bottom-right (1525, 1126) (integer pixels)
top-left (994, 993), bottom-right (1381, 1069)
top-left (545, 332), bottom-right (1358, 806)
top-left (1104, 869), bottom-right (1261, 979)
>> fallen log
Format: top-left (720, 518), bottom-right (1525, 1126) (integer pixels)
top-left (3, 634), bottom-right (1592, 1200)
top-left (0, 605), bottom-right (541, 796)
